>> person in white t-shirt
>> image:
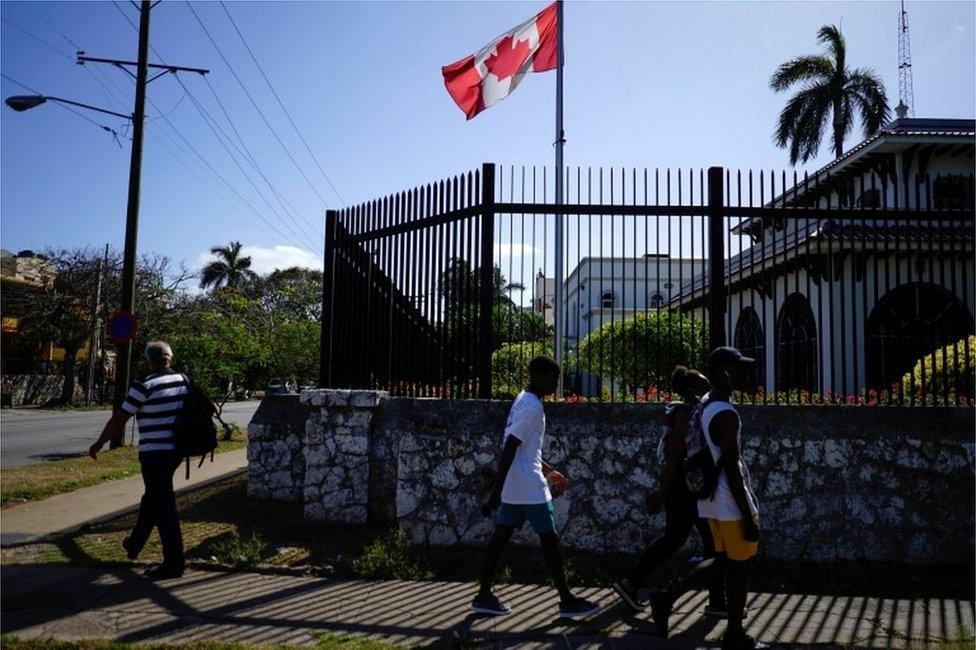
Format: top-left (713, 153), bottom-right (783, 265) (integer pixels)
top-left (649, 347), bottom-right (762, 650)
top-left (470, 355), bottom-right (599, 620)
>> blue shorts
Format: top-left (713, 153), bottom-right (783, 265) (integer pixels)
top-left (496, 501), bottom-right (557, 535)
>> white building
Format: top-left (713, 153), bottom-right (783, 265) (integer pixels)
top-left (674, 117), bottom-right (975, 396)
top-left (562, 256), bottom-right (706, 351)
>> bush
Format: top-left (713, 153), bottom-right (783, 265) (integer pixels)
top-left (351, 529), bottom-right (432, 581)
top-left (901, 335), bottom-right (975, 404)
top-left (577, 311), bottom-right (707, 394)
top-left (211, 531), bottom-right (269, 568)
top-left (491, 340), bottom-right (553, 399)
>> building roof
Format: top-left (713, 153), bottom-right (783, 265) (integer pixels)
top-left (669, 217), bottom-right (973, 308)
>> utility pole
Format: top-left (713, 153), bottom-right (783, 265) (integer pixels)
top-left (85, 251), bottom-right (105, 406)
top-left (76, 1), bottom-right (208, 446)
top-left (100, 244), bottom-right (110, 405)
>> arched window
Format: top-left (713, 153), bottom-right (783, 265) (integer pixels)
top-left (734, 307), bottom-right (765, 391)
top-left (866, 283), bottom-right (974, 389)
top-left (776, 293), bottom-right (818, 392)
top-left (601, 291), bottom-right (615, 309)
top-left (649, 293), bottom-right (665, 309)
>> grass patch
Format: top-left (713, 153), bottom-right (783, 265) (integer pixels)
top-left (210, 531), bottom-right (269, 568)
top-left (351, 529), bottom-right (432, 581)
top-left (0, 427), bottom-right (247, 508)
top-left (0, 633), bottom-right (401, 649)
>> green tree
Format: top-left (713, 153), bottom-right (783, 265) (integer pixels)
top-left (266, 320), bottom-right (320, 386)
top-left (492, 340), bottom-right (553, 399)
top-left (12, 250), bottom-right (102, 404)
top-left (250, 266), bottom-right (323, 322)
top-left (770, 24), bottom-right (889, 164)
top-left (577, 311), bottom-right (706, 394)
top-left (199, 241), bottom-right (258, 291)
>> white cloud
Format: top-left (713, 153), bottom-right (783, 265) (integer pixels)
top-left (953, 25), bottom-right (965, 33)
top-left (495, 242), bottom-right (542, 259)
top-left (194, 244), bottom-right (323, 276)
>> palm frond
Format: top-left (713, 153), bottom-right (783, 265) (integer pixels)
top-left (846, 68), bottom-right (890, 135)
top-left (817, 25), bottom-right (846, 71)
top-left (199, 261), bottom-right (230, 289)
top-left (769, 56), bottom-right (833, 91)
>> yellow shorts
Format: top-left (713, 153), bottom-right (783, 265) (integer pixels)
top-left (708, 518), bottom-right (759, 561)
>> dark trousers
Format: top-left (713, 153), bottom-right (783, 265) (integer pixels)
top-left (129, 452), bottom-right (184, 569)
top-left (628, 484), bottom-right (723, 603)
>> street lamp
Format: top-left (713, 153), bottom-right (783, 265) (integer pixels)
top-left (5, 95), bottom-right (132, 120)
top-left (5, 95), bottom-right (47, 112)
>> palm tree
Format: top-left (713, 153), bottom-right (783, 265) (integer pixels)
top-left (199, 241), bottom-right (258, 291)
top-left (770, 25), bottom-right (889, 165)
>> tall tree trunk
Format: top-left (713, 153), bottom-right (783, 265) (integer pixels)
top-left (832, 95), bottom-right (844, 159)
top-left (60, 347), bottom-right (79, 404)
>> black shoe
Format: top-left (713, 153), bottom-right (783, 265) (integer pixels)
top-left (122, 536), bottom-right (139, 561)
top-left (611, 580), bottom-right (643, 612)
top-left (706, 603), bottom-right (750, 619)
top-left (649, 592), bottom-right (673, 639)
top-left (470, 593), bottom-right (510, 616)
top-left (721, 632), bottom-right (765, 650)
top-left (143, 564), bottom-right (184, 580)
top-left (558, 596), bottom-right (600, 619)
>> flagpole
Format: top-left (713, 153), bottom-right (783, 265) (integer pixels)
top-left (553, 0), bottom-right (565, 395)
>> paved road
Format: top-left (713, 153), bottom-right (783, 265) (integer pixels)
top-left (0, 401), bottom-right (260, 469)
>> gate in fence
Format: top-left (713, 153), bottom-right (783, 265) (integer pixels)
top-left (321, 162), bottom-right (974, 405)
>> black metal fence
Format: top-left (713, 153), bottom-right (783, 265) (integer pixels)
top-left (321, 163), bottom-right (974, 405)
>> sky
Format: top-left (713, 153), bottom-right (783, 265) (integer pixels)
top-left (1, 0), bottom-right (974, 284)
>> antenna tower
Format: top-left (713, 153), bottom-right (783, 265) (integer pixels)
top-left (897, 0), bottom-right (915, 117)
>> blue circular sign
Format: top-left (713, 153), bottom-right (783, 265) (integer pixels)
top-left (107, 310), bottom-right (139, 344)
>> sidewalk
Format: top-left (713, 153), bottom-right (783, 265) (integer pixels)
top-left (2, 564), bottom-right (973, 648)
top-left (0, 449), bottom-right (247, 546)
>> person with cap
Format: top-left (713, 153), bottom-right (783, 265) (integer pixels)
top-left (89, 341), bottom-right (189, 579)
top-left (648, 346), bottom-right (762, 650)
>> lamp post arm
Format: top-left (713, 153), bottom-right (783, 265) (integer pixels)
top-left (46, 96), bottom-right (131, 121)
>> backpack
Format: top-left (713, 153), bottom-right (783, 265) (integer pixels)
top-left (656, 401), bottom-right (687, 464)
top-left (172, 374), bottom-right (218, 479)
top-left (683, 396), bottom-right (725, 500)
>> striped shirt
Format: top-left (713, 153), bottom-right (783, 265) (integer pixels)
top-left (121, 370), bottom-right (189, 453)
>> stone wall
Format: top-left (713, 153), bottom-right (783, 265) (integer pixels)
top-left (247, 395), bottom-right (308, 502)
top-left (2, 375), bottom-right (83, 406)
top-left (302, 390), bottom-right (385, 524)
top-left (248, 390), bottom-right (975, 564)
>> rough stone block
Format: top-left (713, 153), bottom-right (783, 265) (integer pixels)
top-left (431, 459), bottom-right (459, 490)
top-left (325, 390), bottom-right (352, 407)
top-left (396, 482), bottom-right (427, 516)
top-left (427, 524), bottom-right (458, 546)
top-left (335, 433), bottom-right (368, 455)
top-left (350, 390), bottom-right (387, 408)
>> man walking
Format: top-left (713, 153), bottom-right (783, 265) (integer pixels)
top-left (471, 355), bottom-right (599, 619)
top-left (649, 347), bottom-right (761, 650)
top-left (89, 341), bottom-right (188, 579)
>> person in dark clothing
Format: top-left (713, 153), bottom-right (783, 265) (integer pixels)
top-left (89, 341), bottom-right (188, 580)
top-left (611, 366), bottom-right (725, 614)
top-left (648, 347), bottom-right (763, 650)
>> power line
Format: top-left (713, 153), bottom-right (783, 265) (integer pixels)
top-left (1, 16), bottom-right (74, 60)
top-left (18, 4), bottom-right (128, 112)
top-left (0, 72), bottom-right (125, 143)
top-left (173, 73), bottom-right (314, 244)
top-left (183, 1), bottom-right (332, 210)
top-left (219, 0), bottom-right (345, 206)
top-left (109, 0), bottom-right (310, 248)
top-left (194, 73), bottom-right (321, 241)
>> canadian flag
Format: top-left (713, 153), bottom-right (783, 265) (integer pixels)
top-left (442, 2), bottom-right (558, 120)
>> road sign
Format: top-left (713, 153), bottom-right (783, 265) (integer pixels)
top-left (107, 310), bottom-right (139, 344)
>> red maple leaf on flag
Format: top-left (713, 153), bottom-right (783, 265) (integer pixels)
top-left (484, 34), bottom-right (531, 81)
